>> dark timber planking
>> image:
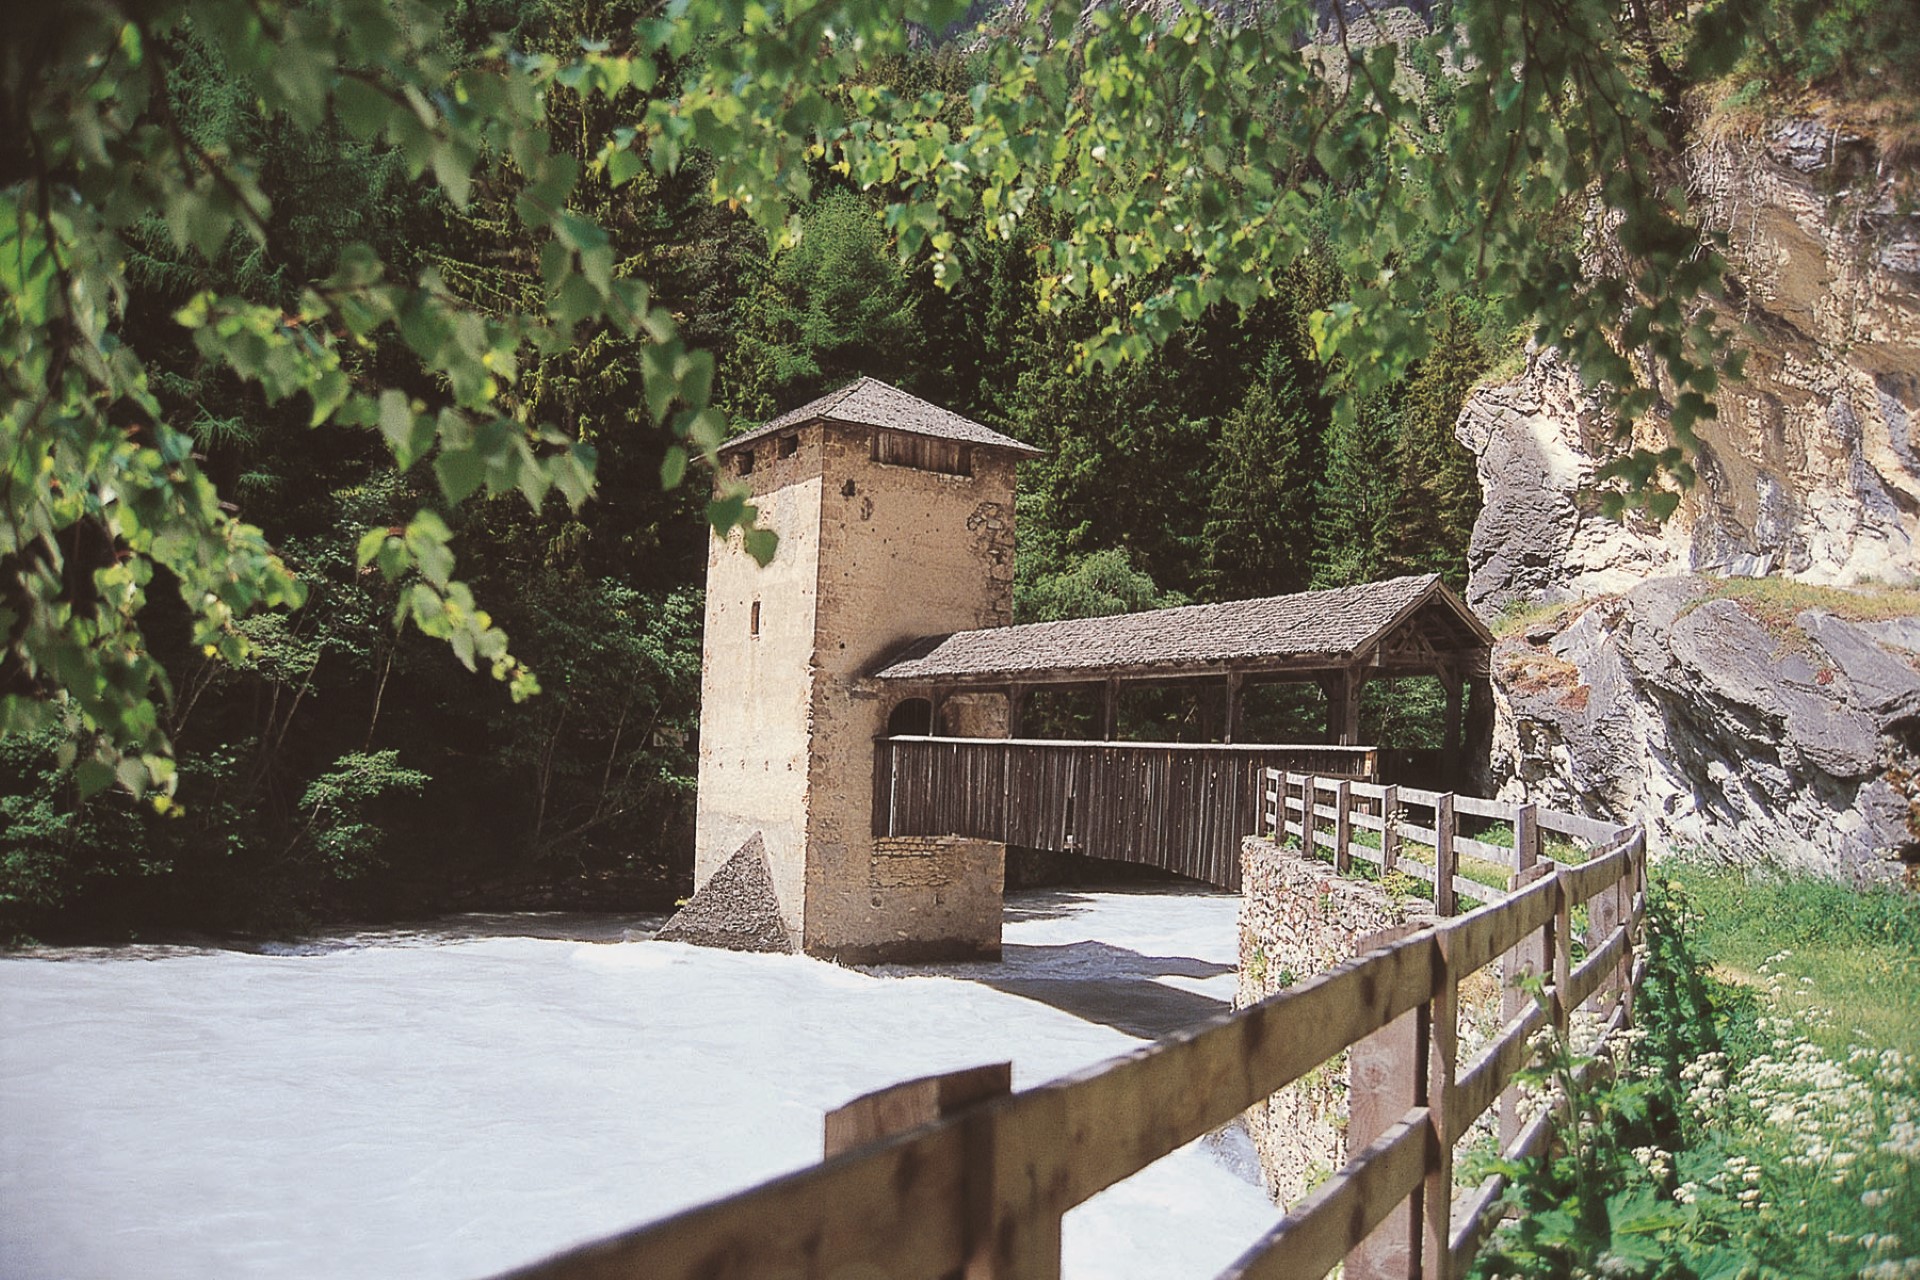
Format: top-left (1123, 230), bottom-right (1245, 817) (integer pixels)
top-left (875, 737), bottom-right (1377, 891)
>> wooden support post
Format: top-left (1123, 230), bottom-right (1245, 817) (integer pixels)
top-left (1101, 679), bottom-right (1119, 742)
top-left (1380, 784), bottom-right (1400, 874)
top-left (1334, 779), bottom-right (1352, 873)
top-left (1301, 773), bottom-right (1317, 852)
top-left (1440, 669), bottom-right (1464, 778)
top-left (1329, 667), bottom-right (1364, 747)
top-left (1513, 803), bottom-right (1539, 882)
top-left (1500, 858), bottom-right (1551, 1150)
top-left (1224, 670), bottom-right (1242, 745)
top-left (1588, 863), bottom-right (1625, 1015)
top-left (1006, 684), bottom-right (1025, 739)
top-left (1272, 769), bottom-right (1288, 840)
top-left (1423, 931), bottom-right (1459, 1280)
top-left (1347, 923), bottom-right (1424, 1280)
top-left (1551, 868), bottom-right (1573, 1038)
top-left (930, 686), bottom-right (949, 737)
top-left (1434, 792), bottom-right (1456, 917)
top-left (824, 1062), bottom-right (1012, 1158)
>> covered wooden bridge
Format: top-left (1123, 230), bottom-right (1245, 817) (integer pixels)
top-left (868, 574), bottom-right (1494, 890)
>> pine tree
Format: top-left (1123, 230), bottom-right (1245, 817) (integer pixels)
top-left (1386, 305), bottom-right (1488, 590)
top-left (1312, 390), bottom-right (1404, 589)
top-left (1200, 347), bottom-right (1324, 601)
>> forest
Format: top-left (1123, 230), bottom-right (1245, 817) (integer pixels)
top-left (2, 0), bottom-right (1910, 939)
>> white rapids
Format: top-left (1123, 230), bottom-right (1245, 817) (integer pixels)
top-left (0, 887), bottom-right (1281, 1280)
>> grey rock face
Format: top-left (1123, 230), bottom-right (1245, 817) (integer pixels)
top-left (1460, 120), bottom-right (1919, 616)
top-left (1485, 578), bottom-right (1918, 882)
top-left (656, 834), bottom-right (798, 953)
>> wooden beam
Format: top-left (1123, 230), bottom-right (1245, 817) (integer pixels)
top-left (1224, 670), bottom-right (1243, 745)
top-left (1006, 683), bottom-right (1025, 738)
top-left (1102, 679), bottom-right (1119, 741)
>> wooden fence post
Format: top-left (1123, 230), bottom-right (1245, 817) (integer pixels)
top-left (1347, 924), bottom-right (1424, 1280)
top-left (1499, 860), bottom-right (1553, 1150)
top-left (1273, 769), bottom-right (1288, 840)
top-left (1434, 793), bottom-right (1456, 917)
top-left (825, 1063), bottom-right (1012, 1158)
top-left (1551, 868), bottom-right (1573, 1038)
top-left (1423, 931), bottom-right (1459, 1280)
top-left (1381, 784), bottom-right (1399, 875)
top-left (1334, 780), bottom-right (1352, 873)
top-left (1302, 773), bottom-right (1317, 852)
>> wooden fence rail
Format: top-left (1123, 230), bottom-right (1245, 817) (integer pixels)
top-left (877, 736), bottom-right (1380, 890)
top-left (1261, 767), bottom-right (1636, 917)
top-left (504, 790), bottom-right (1647, 1280)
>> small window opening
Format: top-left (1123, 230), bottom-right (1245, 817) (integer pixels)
top-left (750, 601), bottom-right (761, 637)
top-left (870, 429), bottom-right (973, 477)
top-left (735, 449), bottom-right (755, 476)
top-left (777, 434), bottom-right (799, 459)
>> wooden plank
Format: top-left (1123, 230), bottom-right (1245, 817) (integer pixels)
top-left (825, 1063), bottom-right (1012, 1158)
top-left (1346, 924), bottom-right (1424, 1280)
top-left (1453, 834), bottom-right (1511, 863)
top-left (1451, 876), bottom-right (1496, 911)
top-left (1565, 925), bottom-right (1629, 1013)
top-left (1397, 821), bottom-right (1441, 847)
top-left (1448, 1174), bottom-right (1509, 1278)
top-left (1441, 872), bottom-right (1557, 977)
top-left (1394, 858), bottom-right (1437, 885)
top-left (1395, 784), bottom-right (1443, 807)
top-left (1449, 1000), bottom-right (1547, 1137)
top-left (1449, 794), bottom-right (1515, 822)
top-left (1559, 844), bottom-right (1631, 907)
top-left (1024, 934), bottom-right (1439, 1209)
top-left (501, 1118), bottom-right (975, 1280)
top-left (1534, 808), bottom-right (1631, 848)
top-left (1217, 1113), bottom-right (1432, 1280)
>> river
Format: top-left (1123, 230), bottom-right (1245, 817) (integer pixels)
top-left (0, 887), bottom-right (1278, 1279)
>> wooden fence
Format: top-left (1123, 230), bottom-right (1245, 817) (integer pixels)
top-left (503, 787), bottom-right (1647, 1280)
top-left (876, 736), bottom-right (1379, 889)
top-left (1261, 767), bottom-right (1634, 916)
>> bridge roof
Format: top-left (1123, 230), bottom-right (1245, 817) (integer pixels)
top-left (720, 376), bottom-right (1043, 457)
top-left (872, 574), bottom-right (1492, 684)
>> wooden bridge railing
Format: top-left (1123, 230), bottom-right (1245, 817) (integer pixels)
top-left (503, 801), bottom-right (1647, 1280)
top-left (876, 736), bottom-right (1379, 889)
top-left (1261, 768), bottom-right (1634, 917)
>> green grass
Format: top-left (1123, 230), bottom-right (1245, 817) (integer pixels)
top-left (1667, 860), bottom-right (1920, 1058)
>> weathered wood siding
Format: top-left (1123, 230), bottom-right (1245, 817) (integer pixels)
top-left (875, 737), bottom-right (1379, 890)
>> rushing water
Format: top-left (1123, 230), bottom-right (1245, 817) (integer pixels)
top-left (1, 891), bottom-right (1276, 1280)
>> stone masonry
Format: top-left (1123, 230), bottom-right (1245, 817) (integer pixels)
top-left (692, 381), bottom-right (1037, 962)
top-left (1236, 836), bottom-right (1421, 1205)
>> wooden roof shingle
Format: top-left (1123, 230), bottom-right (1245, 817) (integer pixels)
top-left (872, 574), bottom-right (1491, 682)
top-left (720, 376), bottom-right (1043, 457)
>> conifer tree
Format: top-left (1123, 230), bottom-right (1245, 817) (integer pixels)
top-left (1200, 347), bottom-right (1324, 602)
top-left (1312, 391), bottom-right (1404, 589)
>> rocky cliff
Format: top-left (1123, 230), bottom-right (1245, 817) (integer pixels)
top-left (1463, 119), bottom-right (1920, 880)
top-left (1462, 121), bottom-right (1919, 613)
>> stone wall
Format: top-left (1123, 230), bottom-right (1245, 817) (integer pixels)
top-left (1236, 837), bottom-right (1422, 1205)
top-left (692, 424), bottom-right (827, 936)
top-left (811, 836), bottom-right (1006, 964)
top-left (803, 423), bottom-right (1021, 959)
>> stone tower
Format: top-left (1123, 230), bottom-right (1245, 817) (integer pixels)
top-left (691, 378), bottom-right (1040, 962)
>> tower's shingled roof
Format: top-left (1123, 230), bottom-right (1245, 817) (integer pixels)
top-left (720, 376), bottom-right (1043, 457)
top-left (872, 574), bottom-right (1490, 681)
